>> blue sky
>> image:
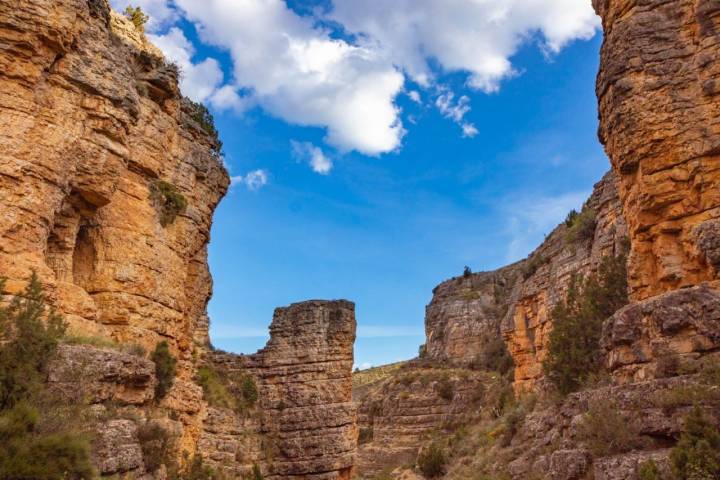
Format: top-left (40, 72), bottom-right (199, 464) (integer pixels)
top-left (112, 0), bottom-right (609, 369)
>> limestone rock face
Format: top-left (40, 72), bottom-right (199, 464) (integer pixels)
top-left (603, 284), bottom-right (720, 383)
top-left (424, 172), bottom-right (627, 391)
top-left (593, 0), bottom-right (720, 301)
top-left (0, 0), bottom-right (228, 452)
top-left (252, 300), bottom-right (358, 480)
top-left (425, 265), bottom-right (521, 363)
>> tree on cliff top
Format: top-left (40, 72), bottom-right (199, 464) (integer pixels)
top-left (124, 6), bottom-right (149, 32)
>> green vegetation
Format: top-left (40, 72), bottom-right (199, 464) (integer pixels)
top-left (670, 406), bottom-right (720, 479)
top-left (463, 266), bottom-right (472, 277)
top-left (543, 253), bottom-right (628, 394)
top-left (435, 374), bottom-right (454, 401)
top-left (522, 254), bottom-right (549, 279)
top-left (247, 463), bottom-right (263, 480)
top-left (418, 344), bottom-right (427, 358)
top-left (417, 443), bottom-right (447, 478)
top-left (0, 273), bottom-right (95, 479)
top-left (471, 336), bottom-right (514, 376)
top-left (150, 180), bottom-right (188, 227)
top-left (63, 333), bottom-right (146, 357)
top-left (138, 421), bottom-right (175, 472)
top-left (151, 341), bottom-right (177, 400)
top-left (185, 99), bottom-right (223, 156)
top-left (578, 398), bottom-right (640, 456)
top-left (637, 459), bottom-right (661, 480)
top-left (196, 364), bottom-right (258, 414)
top-left (564, 206), bottom-right (597, 244)
top-left (177, 454), bottom-right (226, 480)
top-left (124, 5), bottom-right (149, 32)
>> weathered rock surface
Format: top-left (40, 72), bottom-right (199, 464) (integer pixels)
top-left (252, 300), bottom-right (357, 480)
top-left (603, 284), bottom-right (720, 383)
top-left (354, 364), bottom-right (489, 478)
top-left (594, 0), bottom-right (720, 301)
top-left (48, 343), bottom-right (156, 405)
top-left (0, 0), bottom-right (227, 454)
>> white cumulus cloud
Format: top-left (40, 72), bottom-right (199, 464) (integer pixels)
top-left (231, 169), bottom-right (269, 191)
top-left (174, 0), bottom-right (406, 156)
top-left (291, 141), bottom-right (333, 174)
top-left (330, 0), bottom-right (600, 93)
top-left (115, 0), bottom-right (599, 155)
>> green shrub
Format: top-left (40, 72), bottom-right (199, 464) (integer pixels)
top-left (176, 454), bottom-right (225, 480)
top-left (138, 421), bottom-right (176, 473)
top-left (0, 274), bottom-right (67, 409)
top-left (473, 336), bottom-right (514, 376)
top-left (578, 399), bottom-right (639, 456)
top-left (564, 209), bottom-right (579, 227)
top-left (565, 206), bottom-right (597, 244)
top-left (436, 375), bottom-right (454, 401)
top-left (0, 274), bottom-right (94, 480)
top-left (150, 180), bottom-right (188, 227)
top-left (670, 406), bottom-right (720, 479)
top-left (463, 266), bottom-right (472, 277)
top-left (241, 374), bottom-right (258, 407)
top-left (637, 459), bottom-right (661, 480)
top-left (418, 344), bottom-right (427, 358)
top-left (522, 254), bottom-right (549, 279)
top-left (124, 5), bottom-right (149, 31)
top-left (151, 341), bottom-right (177, 400)
top-left (417, 443), bottom-right (447, 478)
top-left (185, 100), bottom-right (222, 156)
top-left (197, 367), bottom-right (236, 409)
top-left (544, 253), bottom-right (628, 395)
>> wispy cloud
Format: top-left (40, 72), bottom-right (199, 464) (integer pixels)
top-left (230, 169), bottom-right (269, 191)
top-left (291, 141), bottom-right (333, 175)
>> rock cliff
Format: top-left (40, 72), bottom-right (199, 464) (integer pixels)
top-left (594, 0), bottom-right (720, 384)
top-left (425, 172), bottom-right (628, 391)
top-left (594, 0), bottom-right (720, 301)
top-left (0, 0), bottom-right (357, 477)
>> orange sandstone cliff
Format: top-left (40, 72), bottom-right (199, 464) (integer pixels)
top-left (0, 0), bottom-right (357, 477)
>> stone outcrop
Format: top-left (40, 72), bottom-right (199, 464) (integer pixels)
top-left (425, 264), bottom-right (521, 363)
top-left (199, 301), bottom-right (358, 479)
top-left (425, 172), bottom-right (627, 391)
top-left (593, 0), bottom-right (720, 301)
top-left (250, 300), bottom-right (358, 480)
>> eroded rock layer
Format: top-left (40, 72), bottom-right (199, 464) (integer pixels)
top-left (594, 0), bottom-right (720, 300)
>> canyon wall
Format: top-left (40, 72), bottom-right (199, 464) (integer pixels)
top-left (425, 172), bottom-right (627, 391)
top-left (0, 0), bottom-right (357, 477)
top-left (594, 0), bottom-right (720, 384)
top-left (594, 0), bottom-right (720, 301)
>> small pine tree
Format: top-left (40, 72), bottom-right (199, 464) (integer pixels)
top-left (417, 443), bottom-right (446, 478)
top-left (151, 341), bottom-right (177, 399)
top-left (124, 5), bottom-right (149, 32)
top-left (670, 406), bottom-right (720, 479)
top-left (543, 253), bottom-right (628, 394)
top-left (463, 266), bottom-right (472, 277)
